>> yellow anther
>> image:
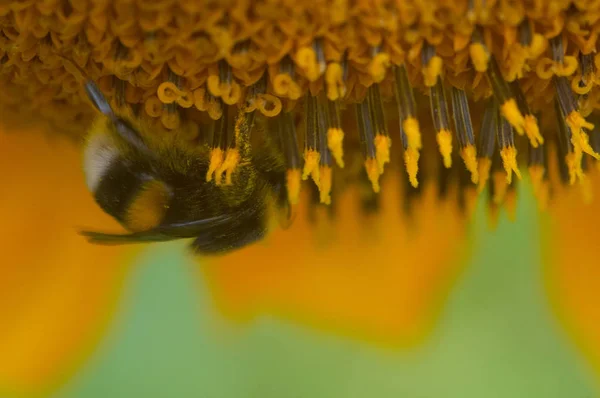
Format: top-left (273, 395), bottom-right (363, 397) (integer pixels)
top-left (565, 111), bottom-right (600, 159)
top-left (404, 147), bottom-right (420, 188)
top-left (500, 146), bottom-right (522, 184)
top-left (436, 128), bottom-right (453, 168)
top-left (422, 55), bottom-right (443, 87)
top-left (374, 134), bottom-right (392, 173)
top-left (302, 149), bottom-right (321, 184)
top-left (524, 114), bottom-right (543, 147)
top-left (402, 117), bottom-right (423, 150)
top-left (500, 99), bottom-right (526, 136)
top-left (368, 52), bottom-right (390, 83)
top-left (364, 158), bottom-right (381, 193)
top-left (175, 91), bottom-right (194, 108)
top-left (286, 169), bottom-right (302, 205)
top-left (206, 148), bottom-right (224, 182)
top-left (327, 127), bottom-right (345, 168)
top-left (469, 42), bottom-right (489, 72)
top-left (319, 166), bottom-right (333, 205)
top-left (217, 149), bottom-right (241, 186)
top-left (528, 34), bottom-right (547, 58)
top-left (325, 62), bottom-right (345, 101)
top-left (461, 144), bottom-right (479, 184)
top-left (477, 157), bottom-right (492, 193)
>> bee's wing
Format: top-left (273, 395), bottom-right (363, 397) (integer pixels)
top-left (80, 215), bottom-right (233, 245)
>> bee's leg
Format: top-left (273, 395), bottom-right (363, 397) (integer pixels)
top-left (84, 80), bottom-right (115, 118)
top-left (190, 205), bottom-right (268, 255)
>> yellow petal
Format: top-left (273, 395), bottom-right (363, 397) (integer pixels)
top-left (0, 130), bottom-right (135, 394)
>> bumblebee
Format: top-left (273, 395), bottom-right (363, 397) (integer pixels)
top-left (80, 79), bottom-right (292, 255)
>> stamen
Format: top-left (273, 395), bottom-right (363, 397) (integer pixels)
top-left (318, 101), bottom-right (333, 205)
top-left (477, 99), bottom-right (497, 193)
top-left (555, 98), bottom-right (581, 184)
top-left (207, 60), bottom-right (241, 105)
top-left (429, 79), bottom-right (453, 168)
top-left (325, 55), bottom-right (348, 101)
top-left (217, 110), bottom-right (253, 186)
top-left (367, 84), bottom-right (391, 173)
top-left (450, 86), bottom-right (479, 183)
top-left (554, 75), bottom-right (600, 165)
top-left (324, 99), bottom-right (345, 168)
top-left (393, 65), bottom-right (422, 186)
top-left (302, 94), bottom-right (321, 185)
top-left (486, 55), bottom-right (534, 144)
top-left (496, 114), bottom-right (522, 184)
top-left (297, 38), bottom-right (326, 82)
top-left (469, 27), bottom-right (489, 73)
top-left (368, 48), bottom-right (391, 83)
top-left (572, 53), bottom-right (595, 95)
top-left (421, 41), bottom-right (443, 87)
top-left (510, 80), bottom-right (543, 147)
top-left (278, 111), bottom-right (302, 205)
top-left (206, 101), bottom-right (229, 183)
top-left (356, 98), bottom-right (380, 192)
top-left (491, 151), bottom-right (510, 205)
top-left (273, 55), bottom-right (302, 100)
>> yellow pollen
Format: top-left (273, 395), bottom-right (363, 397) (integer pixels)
top-left (565, 111), bottom-right (600, 160)
top-left (325, 63), bottom-right (345, 101)
top-left (500, 146), bottom-right (522, 184)
top-left (327, 127), bottom-right (345, 168)
top-left (492, 171), bottom-right (509, 204)
top-left (374, 134), bottom-right (392, 173)
top-left (461, 144), bottom-right (479, 184)
top-left (500, 99), bottom-right (526, 136)
top-left (217, 148), bottom-right (241, 186)
top-left (469, 42), bottom-right (489, 72)
top-left (436, 129), bottom-right (453, 168)
top-left (477, 157), bottom-right (492, 193)
top-left (297, 46), bottom-right (322, 82)
top-left (273, 73), bottom-right (294, 97)
top-left (207, 75), bottom-right (222, 97)
top-left (404, 147), bottom-right (420, 188)
top-left (221, 82), bottom-right (241, 105)
top-left (319, 166), bottom-right (333, 205)
top-left (302, 149), bottom-right (321, 185)
top-left (402, 117), bottom-right (423, 150)
top-left (206, 148), bottom-right (224, 183)
top-left (368, 52), bottom-right (391, 83)
top-left (523, 116), bottom-right (543, 148)
top-left (364, 158), bottom-right (381, 193)
top-left (286, 169), bottom-right (302, 205)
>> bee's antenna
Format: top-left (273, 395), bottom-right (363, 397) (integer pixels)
top-left (54, 52), bottom-right (116, 119)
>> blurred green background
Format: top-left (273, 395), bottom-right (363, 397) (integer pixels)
top-left (52, 193), bottom-right (599, 398)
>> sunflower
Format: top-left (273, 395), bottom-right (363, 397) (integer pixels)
top-left (1, 0), bottom-right (600, 395)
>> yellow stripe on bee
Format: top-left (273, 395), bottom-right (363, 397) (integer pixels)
top-left (125, 180), bottom-right (171, 232)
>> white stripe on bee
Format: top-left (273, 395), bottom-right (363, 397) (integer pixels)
top-left (84, 133), bottom-right (118, 193)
